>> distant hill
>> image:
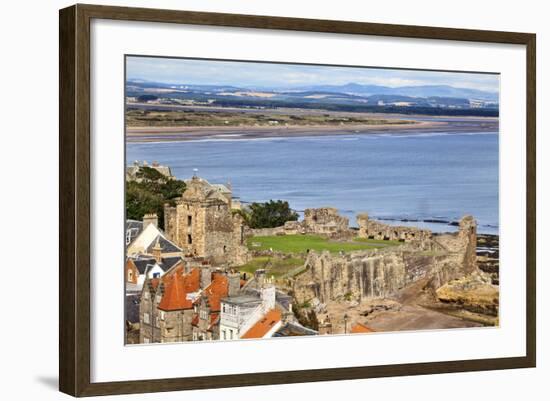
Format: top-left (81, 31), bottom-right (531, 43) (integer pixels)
top-left (126, 79), bottom-right (498, 116)
top-left (294, 83), bottom-right (498, 102)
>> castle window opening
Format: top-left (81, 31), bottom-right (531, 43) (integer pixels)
top-left (188, 234), bottom-right (193, 244)
top-left (188, 215), bottom-right (192, 226)
top-left (127, 270), bottom-right (133, 282)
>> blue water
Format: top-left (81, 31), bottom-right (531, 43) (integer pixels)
top-left (127, 132), bottom-right (499, 234)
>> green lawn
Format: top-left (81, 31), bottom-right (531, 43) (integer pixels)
top-left (237, 256), bottom-right (305, 278)
top-left (246, 234), bottom-right (398, 254)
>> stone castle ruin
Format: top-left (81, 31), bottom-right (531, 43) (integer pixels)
top-left (163, 175), bottom-right (249, 266)
top-left (293, 216), bottom-right (479, 305)
top-left (357, 213), bottom-right (432, 242)
top-left (246, 206), bottom-right (432, 243)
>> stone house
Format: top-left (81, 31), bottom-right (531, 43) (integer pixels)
top-left (155, 267), bottom-right (201, 343)
top-left (139, 276), bottom-right (163, 344)
top-left (191, 272), bottom-right (235, 341)
top-left (164, 175), bottom-right (248, 266)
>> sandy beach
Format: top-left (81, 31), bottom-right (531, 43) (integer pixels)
top-left (126, 117), bottom-right (498, 143)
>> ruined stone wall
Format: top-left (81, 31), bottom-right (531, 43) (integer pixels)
top-left (294, 216), bottom-right (479, 304)
top-left (303, 208), bottom-right (350, 236)
top-left (245, 208), bottom-right (349, 239)
top-left (357, 213), bottom-right (432, 242)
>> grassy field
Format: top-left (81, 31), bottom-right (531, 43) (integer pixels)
top-left (246, 234), bottom-right (399, 254)
top-left (126, 109), bottom-right (413, 128)
top-left (237, 256), bottom-right (306, 279)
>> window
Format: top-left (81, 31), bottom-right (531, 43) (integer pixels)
top-left (143, 313), bottom-right (150, 324)
top-left (160, 311), bottom-right (165, 320)
top-left (188, 234), bottom-right (192, 244)
top-left (155, 316), bottom-right (160, 328)
top-left (143, 291), bottom-right (149, 300)
top-left (155, 294), bottom-right (161, 304)
top-left (187, 215), bottom-right (192, 226)
top-left (229, 329), bottom-right (233, 340)
top-left (125, 230), bottom-right (132, 245)
top-left (127, 269), bottom-right (134, 282)
top-left (222, 330), bottom-right (226, 340)
top-left (143, 337), bottom-right (150, 344)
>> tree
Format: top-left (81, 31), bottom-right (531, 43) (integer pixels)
top-left (247, 200), bottom-right (298, 229)
top-left (125, 167), bottom-right (186, 229)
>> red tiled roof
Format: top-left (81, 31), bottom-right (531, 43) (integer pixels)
top-left (202, 273), bottom-right (228, 313)
top-left (158, 268), bottom-right (200, 311)
top-left (350, 323), bottom-right (375, 334)
top-left (241, 309), bottom-right (282, 339)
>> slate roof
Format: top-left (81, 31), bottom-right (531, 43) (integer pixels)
top-left (125, 220), bottom-right (144, 245)
top-left (125, 293), bottom-right (141, 323)
top-left (273, 322), bottom-right (318, 337)
top-left (145, 234), bottom-right (181, 254)
top-left (132, 256), bottom-right (182, 275)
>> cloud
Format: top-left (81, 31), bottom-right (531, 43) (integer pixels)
top-left (126, 56), bottom-right (499, 93)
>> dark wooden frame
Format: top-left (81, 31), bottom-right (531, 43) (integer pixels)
top-left (59, 3), bottom-right (536, 397)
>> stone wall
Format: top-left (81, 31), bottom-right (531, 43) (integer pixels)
top-left (357, 213), bottom-right (432, 242)
top-left (303, 207), bottom-right (350, 237)
top-left (245, 208), bottom-right (351, 239)
top-left (159, 309), bottom-right (195, 343)
top-left (294, 216), bottom-right (478, 304)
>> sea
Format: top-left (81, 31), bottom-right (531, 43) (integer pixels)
top-left (126, 131), bottom-right (499, 235)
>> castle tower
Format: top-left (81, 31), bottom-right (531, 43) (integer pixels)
top-left (163, 175), bottom-right (242, 265)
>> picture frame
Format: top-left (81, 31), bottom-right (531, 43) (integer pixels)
top-left (59, 3), bottom-right (536, 397)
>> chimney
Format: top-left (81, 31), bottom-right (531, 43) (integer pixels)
top-left (200, 267), bottom-right (212, 289)
top-left (255, 269), bottom-right (266, 288)
top-left (152, 237), bottom-right (163, 263)
top-left (260, 285), bottom-right (276, 311)
top-left (228, 272), bottom-right (240, 297)
top-left (143, 213), bottom-right (158, 228)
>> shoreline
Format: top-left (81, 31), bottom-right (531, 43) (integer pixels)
top-left (126, 118), bottom-right (498, 143)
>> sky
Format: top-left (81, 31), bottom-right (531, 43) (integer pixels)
top-left (126, 56), bottom-right (499, 93)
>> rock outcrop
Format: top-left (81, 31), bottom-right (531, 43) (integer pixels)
top-left (294, 216), bottom-right (479, 304)
top-left (436, 272), bottom-right (499, 316)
